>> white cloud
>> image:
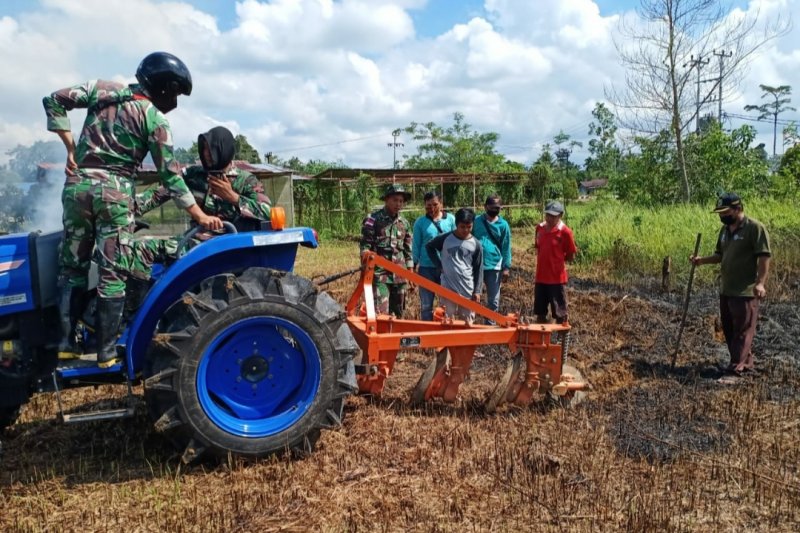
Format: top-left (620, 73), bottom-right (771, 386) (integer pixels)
top-left (0, 0), bottom-right (797, 171)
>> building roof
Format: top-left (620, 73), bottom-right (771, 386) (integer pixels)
top-left (579, 178), bottom-right (609, 189)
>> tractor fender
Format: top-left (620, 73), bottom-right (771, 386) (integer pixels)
top-left (125, 228), bottom-right (317, 378)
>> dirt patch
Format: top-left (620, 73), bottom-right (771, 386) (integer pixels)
top-left (2, 255), bottom-right (799, 531)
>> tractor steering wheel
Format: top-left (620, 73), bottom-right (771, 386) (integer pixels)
top-left (176, 221), bottom-right (238, 258)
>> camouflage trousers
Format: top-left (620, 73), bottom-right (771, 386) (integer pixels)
top-left (60, 170), bottom-right (135, 298)
top-left (373, 282), bottom-right (407, 318)
top-left (130, 236), bottom-right (180, 280)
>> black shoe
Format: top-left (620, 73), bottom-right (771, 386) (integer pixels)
top-left (57, 286), bottom-right (85, 360)
top-left (96, 297), bottom-right (125, 368)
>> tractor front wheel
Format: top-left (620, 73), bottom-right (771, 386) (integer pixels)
top-left (144, 268), bottom-right (358, 462)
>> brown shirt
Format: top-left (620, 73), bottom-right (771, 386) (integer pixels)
top-left (714, 216), bottom-right (771, 297)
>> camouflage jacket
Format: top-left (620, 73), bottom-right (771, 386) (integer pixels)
top-left (43, 80), bottom-right (194, 209)
top-left (135, 166), bottom-right (271, 229)
top-left (360, 207), bottom-right (413, 283)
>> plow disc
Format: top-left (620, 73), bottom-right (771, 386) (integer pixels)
top-left (411, 349), bottom-right (451, 405)
top-left (486, 354), bottom-right (524, 413)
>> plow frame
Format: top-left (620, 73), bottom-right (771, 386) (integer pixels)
top-left (345, 252), bottom-right (588, 405)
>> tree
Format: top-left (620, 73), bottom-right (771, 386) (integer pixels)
top-left (585, 102), bottom-right (620, 179)
top-left (173, 146), bottom-right (198, 164)
top-left (745, 84), bottom-right (795, 156)
top-left (783, 121), bottom-right (800, 149)
top-left (234, 135), bottom-right (262, 164)
top-left (607, 0), bottom-right (788, 202)
top-left (6, 141), bottom-right (65, 180)
top-left (401, 112), bottom-right (508, 173)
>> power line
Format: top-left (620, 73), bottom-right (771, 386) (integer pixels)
top-left (724, 112), bottom-right (798, 127)
top-left (270, 132), bottom-right (390, 154)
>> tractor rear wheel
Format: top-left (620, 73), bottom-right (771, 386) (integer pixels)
top-left (0, 405), bottom-right (20, 431)
top-left (143, 268), bottom-right (358, 462)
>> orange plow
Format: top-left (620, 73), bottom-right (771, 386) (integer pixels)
top-left (345, 252), bottom-right (590, 410)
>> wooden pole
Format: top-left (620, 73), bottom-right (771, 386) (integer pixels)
top-left (671, 233), bottom-right (702, 368)
top-left (661, 256), bottom-right (671, 292)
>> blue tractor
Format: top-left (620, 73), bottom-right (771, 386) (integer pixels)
top-left (0, 221), bottom-right (358, 462)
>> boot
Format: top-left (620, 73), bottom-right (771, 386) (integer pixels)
top-left (57, 286), bottom-right (85, 360)
top-left (96, 297), bottom-right (125, 368)
top-left (124, 277), bottom-right (151, 324)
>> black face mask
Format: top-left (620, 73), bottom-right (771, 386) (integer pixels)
top-left (486, 207), bottom-right (501, 217)
top-left (151, 93), bottom-right (178, 114)
top-left (719, 214), bottom-right (737, 225)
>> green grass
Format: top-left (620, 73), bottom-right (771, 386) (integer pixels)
top-left (554, 197), bottom-right (800, 298)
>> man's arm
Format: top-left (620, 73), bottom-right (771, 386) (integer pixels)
top-left (425, 233), bottom-right (447, 271)
top-left (754, 255), bottom-right (770, 298)
top-left (690, 254), bottom-right (722, 266)
top-left (411, 219), bottom-right (423, 268)
top-left (501, 220), bottom-right (512, 270)
top-left (134, 186), bottom-right (171, 217)
top-left (144, 109), bottom-right (221, 230)
top-left (472, 241), bottom-right (484, 299)
top-left (402, 219), bottom-right (414, 270)
top-left (360, 215), bottom-right (377, 258)
top-left (564, 227), bottom-right (578, 262)
top-left (43, 81), bottom-right (94, 174)
top-left (213, 172), bottom-right (272, 220)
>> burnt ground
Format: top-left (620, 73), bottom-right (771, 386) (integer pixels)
top-left (1, 260), bottom-right (799, 532)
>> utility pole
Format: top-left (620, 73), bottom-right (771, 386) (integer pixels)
top-left (684, 54), bottom-right (710, 133)
top-left (387, 129), bottom-right (404, 169)
top-left (712, 50), bottom-right (733, 122)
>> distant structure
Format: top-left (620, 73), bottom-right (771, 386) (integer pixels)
top-left (578, 178), bottom-right (608, 197)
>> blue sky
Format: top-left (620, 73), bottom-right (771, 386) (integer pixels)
top-left (0, 0), bottom-right (797, 169)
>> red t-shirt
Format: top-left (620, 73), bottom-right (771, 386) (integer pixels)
top-left (534, 221), bottom-right (577, 284)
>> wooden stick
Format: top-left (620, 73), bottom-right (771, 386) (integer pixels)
top-left (671, 233), bottom-right (702, 368)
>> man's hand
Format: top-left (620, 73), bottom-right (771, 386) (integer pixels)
top-left (501, 269), bottom-right (510, 283)
top-left (690, 255), bottom-right (702, 266)
top-left (208, 175), bottom-right (239, 204)
top-left (197, 214), bottom-right (223, 231)
top-left (753, 282), bottom-right (767, 299)
top-left (65, 151), bottom-right (78, 176)
top-left (472, 293), bottom-right (481, 302)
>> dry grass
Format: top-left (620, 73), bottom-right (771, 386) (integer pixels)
top-left (1, 235), bottom-right (799, 532)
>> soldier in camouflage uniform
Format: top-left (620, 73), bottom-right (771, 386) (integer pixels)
top-left (43, 52), bottom-right (222, 368)
top-left (131, 126), bottom-right (272, 281)
top-left (360, 184), bottom-right (414, 317)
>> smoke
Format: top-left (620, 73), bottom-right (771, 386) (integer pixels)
top-left (22, 168), bottom-right (64, 233)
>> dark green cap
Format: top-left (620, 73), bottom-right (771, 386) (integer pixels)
top-left (382, 184), bottom-right (411, 200)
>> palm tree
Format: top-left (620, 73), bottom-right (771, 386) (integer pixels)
top-left (744, 85), bottom-right (795, 156)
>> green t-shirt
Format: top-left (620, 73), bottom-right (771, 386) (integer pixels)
top-left (714, 216), bottom-right (771, 297)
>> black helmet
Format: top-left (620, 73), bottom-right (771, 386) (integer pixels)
top-left (136, 52), bottom-right (192, 112)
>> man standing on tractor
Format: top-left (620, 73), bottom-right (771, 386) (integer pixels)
top-left (472, 194), bottom-right (512, 322)
top-left (691, 192), bottom-right (771, 383)
top-left (533, 200), bottom-right (578, 324)
top-left (360, 184), bottom-right (414, 318)
top-left (131, 125), bottom-right (272, 285)
top-left (43, 51), bottom-right (222, 368)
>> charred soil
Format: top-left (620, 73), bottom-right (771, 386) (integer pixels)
top-left (1, 256), bottom-right (799, 532)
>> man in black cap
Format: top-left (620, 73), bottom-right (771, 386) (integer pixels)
top-left (691, 193), bottom-right (771, 382)
top-left (360, 184), bottom-right (414, 317)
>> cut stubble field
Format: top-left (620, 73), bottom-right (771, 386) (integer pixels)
top-left (1, 234), bottom-right (799, 532)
